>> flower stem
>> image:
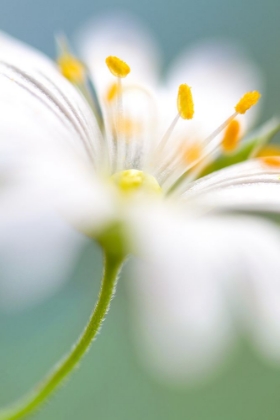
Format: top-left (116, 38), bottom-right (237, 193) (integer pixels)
top-left (0, 251), bottom-right (124, 420)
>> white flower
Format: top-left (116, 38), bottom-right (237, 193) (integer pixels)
top-left (0, 14), bottom-right (280, 383)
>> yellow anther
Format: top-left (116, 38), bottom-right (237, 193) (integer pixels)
top-left (106, 82), bottom-right (120, 102)
top-left (106, 56), bottom-right (130, 78)
top-left (260, 156), bottom-right (280, 168)
top-left (257, 145), bottom-right (280, 158)
top-left (111, 169), bottom-right (161, 195)
top-left (235, 91), bottom-right (261, 114)
top-left (116, 117), bottom-right (141, 138)
top-left (177, 84), bottom-right (194, 120)
top-left (221, 119), bottom-right (241, 153)
top-left (181, 142), bottom-right (202, 164)
top-left (57, 54), bottom-right (86, 84)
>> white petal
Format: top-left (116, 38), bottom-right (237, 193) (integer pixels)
top-left (127, 204), bottom-right (280, 383)
top-left (0, 34), bottom-right (116, 233)
top-left (128, 206), bottom-right (234, 382)
top-left (0, 211), bottom-right (85, 312)
top-left (76, 12), bottom-right (162, 99)
top-left (229, 225), bottom-right (280, 363)
top-left (184, 159), bottom-right (280, 213)
top-left (0, 33), bottom-right (103, 162)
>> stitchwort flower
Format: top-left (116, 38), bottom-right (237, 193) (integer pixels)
top-left (1, 14), bottom-right (280, 418)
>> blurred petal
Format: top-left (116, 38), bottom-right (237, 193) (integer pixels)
top-left (0, 211), bottom-right (85, 312)
top-left (0, 34), bottom-right (116, 233)
top-left (230, 226), bottom-right (280, 363)
top-left (0, 34), bottom-right (118, 311)
top-left (128, 205), bottom-right (280, 383)
top-left (184, 159), bottom-right (280, 213)
top-left (0, 33), bottom-right (103, 162)
top-left (128, 206), bottom-right (233, 382)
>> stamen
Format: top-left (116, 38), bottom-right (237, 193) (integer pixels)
top-left (177, 84), bottom-right (194, 120)
top-left (157, 88), bottom-right (262, 195)
top-left (106, 82), bottom-right (120, 102)
top-left (221, 119), bottom-right (241, 153)
top-left (181, 142), bottom-right (203, 164)
top-left (235, 91), bottom-right (261, 114)
top-left (157, 84), bottom-right (195, 154)
top-left (260, 156), bottom-right (280, 168)
top-left (57, 54), bottom-right (86, 84)
top-left (116, 117), bottom-right (141, 138)
top-left (105, 56), bottom-right (131, 172)
top-left (105, 56), bottom-right (130, 78)
top-left (159, 114), bottom-right (180, 150)
top-left (56, 36), bottom-right (86, 84)
top-left (203, 90), bottom-right (260, 149)
top-left (257, 145), bottom-right (280, 158)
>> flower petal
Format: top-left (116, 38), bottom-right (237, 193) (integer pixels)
top-left (0, 35), bottom-right (119, 309)
top-left (127, 204), bottom-right (280, 382)
top-left (0, 210), bottom-right (85, 312)
top-left (184, 159), bottom-right (280, 213)
top-left (0, 31), bottom-right (104, 163)
top-left (0, 34), bottom-right (117, 233)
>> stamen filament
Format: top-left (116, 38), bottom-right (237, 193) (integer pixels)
top-left (162, 113), bottom-right (238, 193)
top-left (56, 34), bottom-right (85, 85)
top-left (158, 113), bottom-right (180, 151)
top-left (115, 76), bottom-right (126, 171)
top-left (204, 112), bottom-right (238, 146)
top-left (56, 35), bottom-right (105, 135)
top-left (105, 56), bottom-right (131, 172)
top-left (117, 77), bottom-right (123, 117)
top-left (158, 88), bottom-right (261, 193)
top-left (157, 84), bottom-right (195, 154)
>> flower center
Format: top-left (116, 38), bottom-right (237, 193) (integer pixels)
top-left (56, 48), bottom-right (262, 193)
top-left (111, 169), bottom-right (161, 195)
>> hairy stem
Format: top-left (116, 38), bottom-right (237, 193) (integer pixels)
top-left (0, 252), bottom-right (124, 420)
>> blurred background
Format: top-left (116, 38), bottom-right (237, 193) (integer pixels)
top-left (1, 0), bottom-right (280, 419)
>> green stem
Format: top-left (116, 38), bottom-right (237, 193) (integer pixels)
top-left (0, 252), bottom-right (124, 420)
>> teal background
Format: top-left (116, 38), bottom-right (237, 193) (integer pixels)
top-left (1, 0), bottom-right (280, 419)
